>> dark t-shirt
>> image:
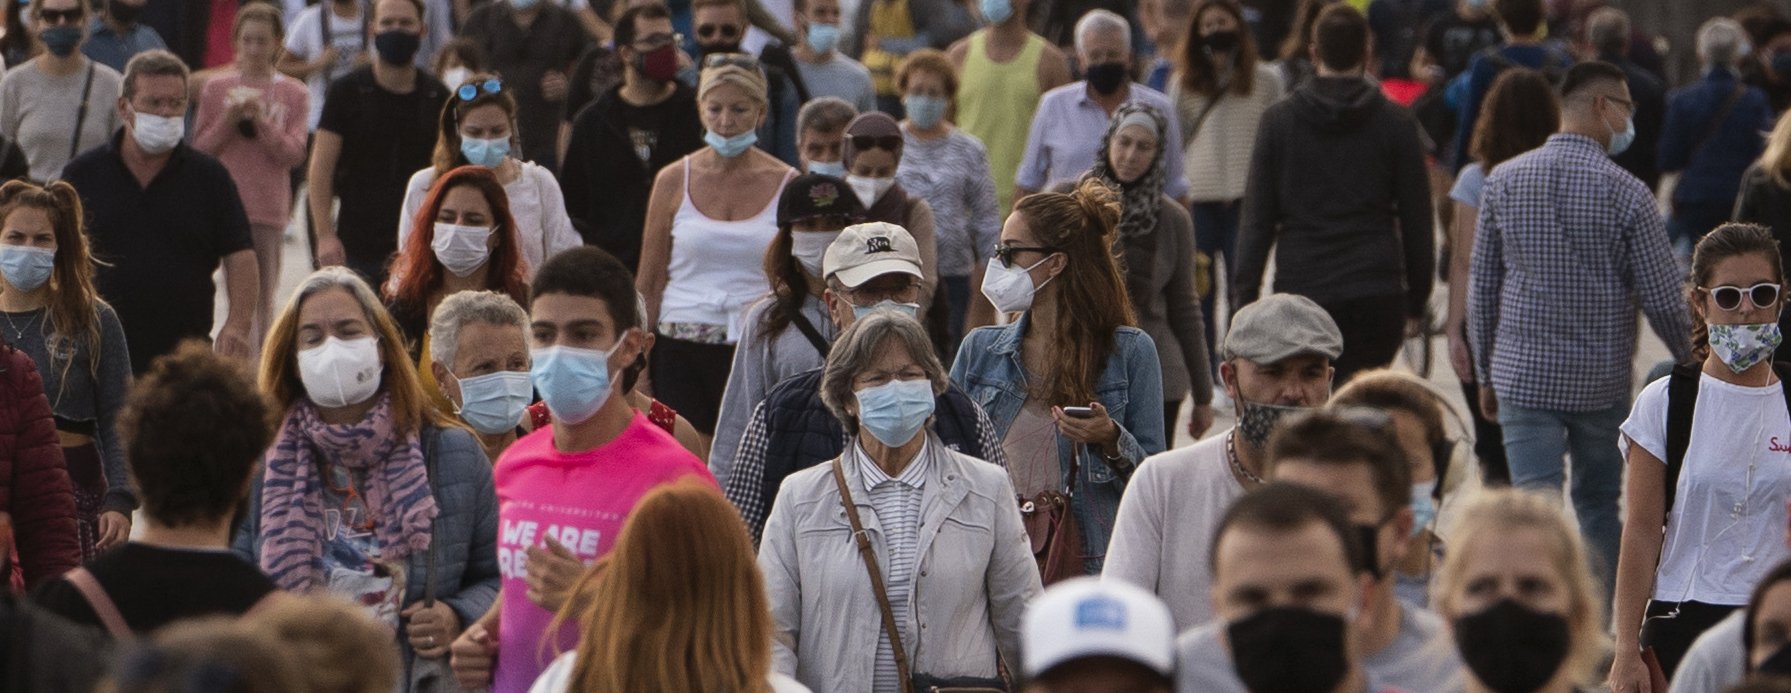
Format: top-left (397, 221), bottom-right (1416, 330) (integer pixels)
top-left (318, 66), bottom-right (447, 279)
top-left (30, 543), bottom-right (277, 635)
top-left (63, 137), bottom-right (253, 374)
top-left (1423, 13), bottom-right (1502, 79)
top-left (617, 92), bottom-right (689, 165)
top-left (461, 2), bottom-right (594, 168)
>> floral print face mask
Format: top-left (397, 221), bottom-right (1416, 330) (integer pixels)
top-left (1708, 322), bottom-right (1783, 374)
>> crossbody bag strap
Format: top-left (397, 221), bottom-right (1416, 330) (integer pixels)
top-left (831, 457), bottom-right (914, 693)
top-left (68, 64), bottom-right (94, 163)
top-left (789, 310), bottom-right (831, 359)
top-left (63, 567), bottom-right (130, 639)
top-left (421, 426), bottom-right (440, 607)
top-left (1689, 84), bottom-right (1747, 165)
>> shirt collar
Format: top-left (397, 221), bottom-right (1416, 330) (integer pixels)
top-left (854, 438), bottom-right (930, 490)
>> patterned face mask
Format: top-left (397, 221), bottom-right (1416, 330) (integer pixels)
top-left (1235, 398), bottom-right (1308, 448)
top-left (1708, 322), bottom-right (1783, 374)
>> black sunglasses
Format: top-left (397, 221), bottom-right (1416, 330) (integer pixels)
top-left (37, 7), bottom-right (81, 24)
top-left (994, 244), bottom-right (1056, 268)
top-left (696, 23), bottom-right (741, 40)
top-left (456, 78), bottom-right (503, 102)
top-left (849, 134), bottom-right (902, 152)
top-left (1703, 282), bottom-right (1781, 311)
top-left (701, 52), bottom-right (759, 70)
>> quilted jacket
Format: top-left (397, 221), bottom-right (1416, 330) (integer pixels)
top-left (0, 344), bottom-right (78, 587)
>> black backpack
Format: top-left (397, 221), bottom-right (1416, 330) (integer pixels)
top-left (1661, 361), bottom-right (1791, 524)
top-left (1477, 44), bottom-right (1570, 85)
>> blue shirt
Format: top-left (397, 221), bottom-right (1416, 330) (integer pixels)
top-left (1449, 43), bottom-right (1574, 171)
top-left (1015, 81), bottom-right (1189, 199)
top-left (80, 18), bottom-right (166, 72)
top-left (1467, 134), bottom-right (1693, 411)
top-left (1659, 67), bottom-right (1775, 207)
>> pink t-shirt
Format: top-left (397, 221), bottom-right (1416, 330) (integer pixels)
top-left (491, 412), bottom-right (716, 693)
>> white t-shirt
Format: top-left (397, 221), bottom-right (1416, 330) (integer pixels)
top-left (1102, 430), bottom-right (1243, 630)
top-left (397, 162), bottom-right (583, 277)
top-left (528, 652), bottom-right (813, 693)
top-left (1621, 372), bottom-right (1791, 604)
top-left (285, 3), bottom-right (366, 130)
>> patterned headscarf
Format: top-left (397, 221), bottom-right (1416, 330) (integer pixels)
top-left (1089, 103), bottom-right (1169, 240)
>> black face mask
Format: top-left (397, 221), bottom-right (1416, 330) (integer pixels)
top-left (1203, 29), bottom-right (1239, 52)
top-left (1355, 524), bottom-right (1382, 580)
top-left (1085, 61), bottom-right (1129, 95)
top-left (1453, 599), bottom-right (1571, 693)
top-left (107, 0), bottom-right (142, 25)
top-left (373, 30), bottom-right (421, 66)
top-left (1227, 606), bottom-right (1350, 693)
top-left (1761, 643), bottom-right (1791, 675)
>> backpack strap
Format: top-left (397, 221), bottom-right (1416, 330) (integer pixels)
top-left (62, 567), bottom-right (130, 639)
top-left (1662, 363), bottom-right (1701, 526)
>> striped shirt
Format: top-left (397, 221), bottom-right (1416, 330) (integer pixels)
top-left (852, 440), bottom-right (931, 693)
top-left (899, 126), bottom-right (1002, 277)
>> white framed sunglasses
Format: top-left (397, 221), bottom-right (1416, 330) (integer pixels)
top-left (1701, 282), bottom-right (1782, 311)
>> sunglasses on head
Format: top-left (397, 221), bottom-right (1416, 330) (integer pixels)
top-left (696, 23), bottom-right (741, 40)
top-left (994, 244), bottom-right (1056, 268)
top-left (37, 7), bottom-right (81, 24)
top-left (1703, 282), bottom-right (1781, 311)
top-left (849, 134), bottom-right (902, 152)
top-left (701, 52), bottom-right (760, 70)
top-left (456, 78), bottom-right (503, 102)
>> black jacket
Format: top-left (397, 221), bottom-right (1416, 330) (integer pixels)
top-left (1234, 77), bottom-right (1435, 317)
top-left (559, 83), bottom-right (704, 271)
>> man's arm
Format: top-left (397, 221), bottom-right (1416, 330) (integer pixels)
top-left (307, 130), bottom-right (346, 266)
top-left (1626, 189), bottom-right (1694, 362)
top-left (1231, 108), bottom-right (1282, 312)
top-left (218, 250), bottom-right (259, 358)
top-left (1392, 115), bottom-right (1436, 318)
top-left (1466, 176), bottom-right (1506, 384)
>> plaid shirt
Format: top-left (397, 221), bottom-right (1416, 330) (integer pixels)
top-left (1468, 134), bottom-right (1693, 412)
top-left (726, 399), bottom-right (1007, 544)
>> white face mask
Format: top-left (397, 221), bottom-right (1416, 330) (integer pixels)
top-left (432, 222), bottom-right (493, 277)
top-left (979, 255), bottom-right (1055, 313)
top-left (131, 111), bottom-right (184, 155)
top-left (441, 66), bottom-right (472, 90)
top-left (298, 336), bottom-right (383, 409)
top-left (789, 229), bottom-right (842, 277)
top-left (846, 174), bottom-right (895, 209)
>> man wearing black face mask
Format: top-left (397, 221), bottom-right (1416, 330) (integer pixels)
top-left (560, 3), bottom-right (704, 269)
top-left (306, 0), bottom-right (447, 288)
top-left (1174, 483), bottom-right (1391, 693)
top-left (1175, 410), bottom-right (1466, 693)
top-left (80, 0), bottom-right (164, 72)
top-left (1104, 294), bottom-right (1340, 630)
top-left (1015, 9), bottom-right (1188, 202)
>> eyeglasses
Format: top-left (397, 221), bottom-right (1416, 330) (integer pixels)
top-left (456, 78), bottom-right (503, 102)
top-left (994, 244), bottom-right (1056, 268)
top-left (702, 52), bottom-right (759, 70)
top-left (1605, 95), bottom-right (1635, 115)
top-left (37, 7), bottom-right (82, 24)
top-left (842, 281), bottom-right (922, 305)
top-left (849, 134), bottom-right (902, 152)
top-left (696, 23), bottom-right (741, 40)
top-left (632, 32), bottom-right (681, 50)
top-left (1702, 282), bottom-right (1781, 311)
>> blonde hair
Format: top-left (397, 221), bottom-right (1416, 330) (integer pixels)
top-left (550, 480), bottom-right (774, 693)
top-left (101, 617), bottom-right (306, 693)
top-left (244, 594), bottom-right (400, 693)
top-left (1433, 488), bottom-right (1608, 687)
top-left (1763, 109), bottom-right (1791, 188)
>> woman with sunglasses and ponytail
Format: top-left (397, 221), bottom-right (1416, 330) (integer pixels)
top-left (948, 178), bottom-right (1165, 579)
top-left (399, 75), bottom-right (580, 280)
top-left (1608, 223), bottom-right (1791, 691)
top-left (0, 180), bottom-right (131, 562)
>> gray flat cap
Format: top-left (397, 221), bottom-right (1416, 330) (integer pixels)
top-left (1223, 294), bottom-right (1345, 363)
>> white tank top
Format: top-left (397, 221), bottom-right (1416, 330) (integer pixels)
top-left (659, 158), bottom-right (792, 343)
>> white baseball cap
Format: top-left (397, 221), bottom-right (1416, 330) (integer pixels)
top-left (1021, 577), bottom-right (1176, 679)
top-left (824, 221), bottom-right (924, 288)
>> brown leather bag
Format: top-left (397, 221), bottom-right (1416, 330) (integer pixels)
top-left (1017, 444), bottom-right (1082, 585)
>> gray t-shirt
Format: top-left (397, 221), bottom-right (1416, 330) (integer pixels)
top-left (1175, 601), bottom-right (1467, 693)
top-left (1102, 430), bottom-right (1240, 629)
top-left (795, 54), bottom-right (876, 114)
top-left (1671, 610), bottom-right (1746, 693)
top-left (0, 59), bottom-right (123, 182)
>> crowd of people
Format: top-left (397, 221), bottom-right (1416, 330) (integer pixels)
top-left (4, 0), bottom-right (1791, 691)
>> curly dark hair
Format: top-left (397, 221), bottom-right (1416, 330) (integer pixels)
top-left (120, 341), bottom-right (274, 528)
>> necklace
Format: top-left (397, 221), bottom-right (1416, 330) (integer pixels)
top-left (1227, 431), bottom-right (1265, 486)
top-left (0, 309), bottom-right (41, 342)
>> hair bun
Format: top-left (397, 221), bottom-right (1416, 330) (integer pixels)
top-left (1071, 178), bottom-right (1122, 237)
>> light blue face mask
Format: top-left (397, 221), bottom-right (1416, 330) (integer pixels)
top-left (1606, 112), bottom-right (1636, 157)
top-left (1410, 480), bottom-right (1437, 538)
top-left (903, 95), bottom-right (948, 129)
top-left (705, 129), bottom-right (759, 158)
top-left (806, 22), bottom-right (842, 54)
top-left (529, 337), bottom-right (627, 425)
top-left (0, 245), bottom-right (55, 292)
top-left (855, 378), bottom-right (935, 447)
top-left (851, 300), bottom-right (919, 321)
top-left (460, 136), bottom-right (511, 168)
top-left (510, 0), bottom-right (541, 8)
top-left (979, 0), bottom-right (1013, 25)
top-left (808, 159), bottom-right (847, 177)
top-left (451, 370), bottom-right (533, 435)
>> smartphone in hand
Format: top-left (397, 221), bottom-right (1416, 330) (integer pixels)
top-left (1061, 406), bottom-right (1096, 419)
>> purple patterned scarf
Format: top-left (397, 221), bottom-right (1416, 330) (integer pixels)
top-left (258, 394), bottom-right (438, 592)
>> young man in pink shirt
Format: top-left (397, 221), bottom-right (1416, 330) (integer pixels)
top-left (447, 247), bottom-right (716, 693)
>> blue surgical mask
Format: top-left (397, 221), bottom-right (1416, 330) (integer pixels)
top-left (0, 245), bottom-right (55, 291)
top-left (530, 338), bottom-right (627, 425)
top-left (451, 370), bottom-right (533, 435)
top-left (460, 136), bottom-right (511, 168)
top-left (1606, 112), bottom-right (1636, 157)
top-left (510, 0), bottom-right (541, 8)
top-left (808, 159), bottom-right (847, 177)
top-left (40, 25), bottom-right (81, 57)
top-left (705, 129), bottom-right (759, 158)
top-left (851, 300), bottom-right (919, 321)
top-left (806, 22), bottom-right (841, 54)
top-left (1410, 480), bottom-right (1437, 537)
top-left (903, 95), bottom-right (948, 129)
top-left (979, 0), bottom-right (1013, 24)
top-left (855, 378), bottom-right (935, 447)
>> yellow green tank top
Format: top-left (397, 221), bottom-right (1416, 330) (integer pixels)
top-left (862, 0), bottom-right (916, 97)
top-left (956, 31), bottom-right (1046, 213)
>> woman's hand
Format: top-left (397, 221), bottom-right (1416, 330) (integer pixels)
top-left (402, 601), bottom-right (463, 659)
top-left (1188, 404), bottom-right (1214, 440)
top-left (524, 536), bottom-right (583, 613)
top-left (1605, 647), bottom-right (1655, 693)
top-left (1054, 402), bottom-right (1121, 451)
top-left (97, 511), bottom-right (130, 550)
top-left (449, 621), bottom-right (498, 688)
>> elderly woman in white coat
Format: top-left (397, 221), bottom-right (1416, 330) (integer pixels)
top-left (758, 310), bottom-right (1040, 693)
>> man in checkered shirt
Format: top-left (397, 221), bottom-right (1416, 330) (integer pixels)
top-left (1467, 61), bottom-right (1693, 588)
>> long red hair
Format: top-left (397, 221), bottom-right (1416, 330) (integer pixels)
top-left (386, 166), bottom-right (528, 308)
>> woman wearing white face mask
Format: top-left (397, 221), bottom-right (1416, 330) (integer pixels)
top-left (948, 178), bottom-right (1166, 582)
top-left (843, 111), bottom-right (938, 316)
top-left (386, 166), bottom-right (532, 416)
top-left (710, 173), bottom-right (865, 481)
top-left (234, 267), bottom-right (500, 690)
top-left (397, 74), bottom-right (580, 279)
top-left (0, 180), bottom-right (131, 562)
top-left (759, 310), bottom-right (1040, 693)
top-left (427, 290), bottom-right (534, 463)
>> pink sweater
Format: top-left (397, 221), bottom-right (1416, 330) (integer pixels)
top-left (192, 70), bottom-right (308, 228)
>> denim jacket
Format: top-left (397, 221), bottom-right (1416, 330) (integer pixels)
top-left (948, 314), bottom-right (1166, 572)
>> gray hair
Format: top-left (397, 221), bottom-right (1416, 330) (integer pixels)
top-left (123, 49), bottom-right (191, 101)
top-left (1075, 9), bottom-right (1131, 54)
top-left (1585, 7), bottom-right (1629, 57)
top-left (427, 291), bottom-right (529, 367)
top-left (797, 97), bottom-right (858, 137)
top-left (819, 311), bottom-right (947, 433)
top-left (281, 267), bottom-right (385, 328)
top-left (1698, 17), bottom-right (1750, 68)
